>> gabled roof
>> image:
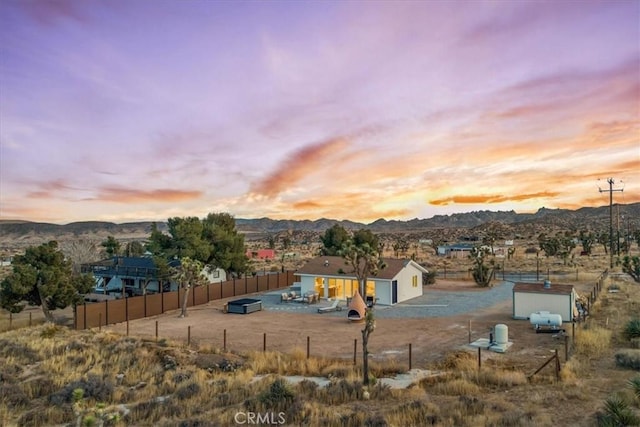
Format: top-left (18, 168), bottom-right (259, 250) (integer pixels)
top-left (295, 256), bottom-right (427, 280)
top-left (513, 282), bottom-right (574, 295)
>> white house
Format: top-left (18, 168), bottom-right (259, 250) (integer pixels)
top-left (512, 281), bottom-right (577, 322)
top-left (294, 256), bottom-right (428, 305)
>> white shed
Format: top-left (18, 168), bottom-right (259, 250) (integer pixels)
top-left (512, 281), bottom-right (577, 322)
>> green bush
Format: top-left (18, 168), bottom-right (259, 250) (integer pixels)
top-left (596, 395), bottom-right (640, 427)
top-left (423, 271), bottom-right (436, 285)
top-left (629, 376), bottom-right (640, 401)
top-left (259, 378), bottom-right (295, 410)
top-left (615, 349), bottom-right (640, 371)
top-left (624, 319), bottom-right (640, 341)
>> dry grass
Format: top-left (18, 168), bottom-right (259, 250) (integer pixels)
top-left (1, 259), bottom-right (638, 426)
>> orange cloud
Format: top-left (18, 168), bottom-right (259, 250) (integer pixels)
top-left (429, 191), bottom-right (560, 206)
top-left (96, 188), bottom-right (202, 203)
top-left (250, 137), bottom-right (349, 197)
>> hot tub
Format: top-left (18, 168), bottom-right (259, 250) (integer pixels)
top-left (227, 298), bottom-right (262, 314)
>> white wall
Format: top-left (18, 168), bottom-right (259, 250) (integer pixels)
top-left (392, 263), bottom-right (423, 304)
top-left (513, 292), bottom-right (574, 322)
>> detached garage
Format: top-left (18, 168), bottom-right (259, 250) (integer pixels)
top-left (513, 281), bottom-right (577, 322)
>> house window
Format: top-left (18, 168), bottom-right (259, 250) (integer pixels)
top-left (366, 280), bottom-right (375, 297)
top-left (412, 275), bottom-right (418, 287)
top-left (314, 277), bottom-right (324, 297)
top-left (212, 270), bottom-right (220, 278)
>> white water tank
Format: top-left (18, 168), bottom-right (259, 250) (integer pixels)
top-left (529, 311), bottom-right (562, 328)
top-left (494, 324), bottom-right (508, 345)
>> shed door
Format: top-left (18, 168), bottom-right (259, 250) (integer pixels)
top-left (392, 280), bottom-right (398, 304)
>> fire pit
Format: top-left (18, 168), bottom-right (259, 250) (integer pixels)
top-left (226, 298), bottom-right (263, 314)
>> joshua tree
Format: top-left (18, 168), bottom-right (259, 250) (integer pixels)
top-left (361, 309), bottom-right (376, 386)
top-left (171, 257), bottom-right (208, 318)
top-left (469, 246), bottom-right (497, 287)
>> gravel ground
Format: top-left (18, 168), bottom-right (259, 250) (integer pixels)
top-left (260, 279), bottom-right (525, 319)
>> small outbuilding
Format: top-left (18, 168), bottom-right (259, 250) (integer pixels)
top-left (512, 280), bottom-right (577, 322)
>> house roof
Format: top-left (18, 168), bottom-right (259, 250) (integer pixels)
top-left (295, 256), bottom-right (427, 280)
top-left (513, 282), bottom-right (574, 296)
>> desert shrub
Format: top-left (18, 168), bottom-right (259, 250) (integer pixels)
top-left (629, 376), bottom-right (640, 400)
top-left (49, 374), bottom-right (114, 406)
top-left (386, 400), bottom-right (440, 426)
top-left (172, 372), bottom-right (192, 384)
top-left (22, 377), bottom-right (57, 399)
top-left (431, 378), bottom-right (480, 396)
top-left (423, 271), bottom-right (437, 285)
top-left (40, 324), bottom-right (62, 338)
top-left (615, 349), bottom-right (640, 370)
top-left (175, 382), bottom-right (201, 400)
top-left (438, 351), bottom-right (477, 371)
top-left (0, 383), bottom-right (29, 408)
top-left (595, 395), bottom-right (640, 427)
top-left (296, 379), bottom-right (319, 396)
top-left (258, 378), bottom-right (295, 410)
top-left (471, 369), bottom-right (528, 388)
top-left (321, 380), bottom-right (362, 405)
top-left (457, 395), bottom-right (486, 416)
top-left (575, 326), bottom-right (612, 358)
top-left (624, 319), bottom-right (640, 341)
top-left (0, 338), bottom-right (39, 363)
top-left (363, 412), bottom-right (387, 427)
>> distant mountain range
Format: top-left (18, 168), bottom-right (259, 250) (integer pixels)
top-left (1, 203), bottom-right (638, 246)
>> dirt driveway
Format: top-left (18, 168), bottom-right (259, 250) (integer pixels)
top-left (103, 280), bottom-right (577, 369)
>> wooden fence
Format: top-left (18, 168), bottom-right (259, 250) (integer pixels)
top-left (74, 271), bottom-right (295, 330)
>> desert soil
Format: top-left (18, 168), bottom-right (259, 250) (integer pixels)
top-left (102, 279), bottom-right (578, 371)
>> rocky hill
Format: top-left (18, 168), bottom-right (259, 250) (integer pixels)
top-left (1, 203), bottom-right (638, 250)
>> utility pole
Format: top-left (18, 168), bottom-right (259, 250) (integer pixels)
top-left (599, 178), bottom-right (624, 269)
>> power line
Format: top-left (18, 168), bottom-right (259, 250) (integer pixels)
top-left (598, 178), bottom-right (624, 269)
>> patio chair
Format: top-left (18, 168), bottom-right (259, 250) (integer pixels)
top-left (281, 292), bottom-right (292, 303)
top-left (317, 299), bottom-right (342, 313)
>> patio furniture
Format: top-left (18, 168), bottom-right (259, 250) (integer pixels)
top-left (281, 292), bottom-right (293, 303)
top-left (317, 299), bottom-right (342, 313)
top-left (303, 291), bottom-right (319, 304)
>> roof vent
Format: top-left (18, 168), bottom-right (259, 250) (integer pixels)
top-left (543, 280), bottom-right (551, 289)
top-left (324, 260), bottom-right (329, 267)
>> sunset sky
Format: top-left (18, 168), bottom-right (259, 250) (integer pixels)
top-left (1, 0), bottom-right (638, 224)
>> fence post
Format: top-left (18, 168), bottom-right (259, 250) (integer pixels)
top-left (353, 339), bottom-right (357, 365)
top-left (223, 329), bottom-right (227, 352)
top-left (477, 347), bottom-right (481, 369)
top-left (9, 312), bottom-right (12, 330)
top-left (99, 313), bottom-right (102, 332)
top-left (564, 335), bottom-right (569, 361)
top-left (307, 336), bottom-right (310, 359)
top-left (188, 326), bottom-right (191, 346)
top-left (263, 333), bottom-right (267, 352)
top-left (572, 322), bottom-right (576, 344)
top-left (155, 320), bottom-right (158, 342)
top-left (126, 320), bottom-right (129, 336)
top-left (555, 349), bottom-right (560, 381)
top-left (29, 312), bottom-right (32, 327)
top-left (468, 320), bottom-right (471, 343)
top-left (409, 343), bottom-right (412, 370)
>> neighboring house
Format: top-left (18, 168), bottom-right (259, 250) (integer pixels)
top-left (246, 249), bottom-right (276, 260)
top-left (512, 281), bottom-right (577, 322)
top-left (437, 243), bottom-right (475, 258)
top-left (82, 256), bottom-right (227, 295)
top-left (294, 256), bottom-right (428, 305)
